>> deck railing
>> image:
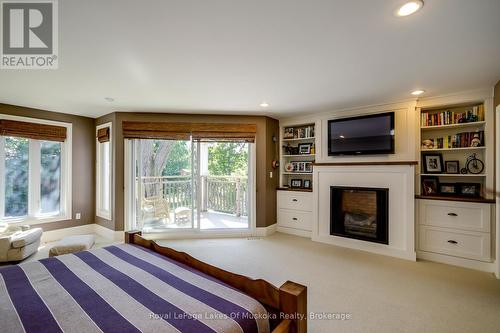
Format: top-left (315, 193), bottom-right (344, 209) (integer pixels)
top-left (138, 175), bottom-right (248, 217)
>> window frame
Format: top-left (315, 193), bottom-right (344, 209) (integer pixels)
top-left (0, 114), bottom-right (72, 225)
top-left (96, 122), bottom-right (112, 220)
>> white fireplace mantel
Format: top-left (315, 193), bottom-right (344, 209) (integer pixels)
top-left (312, 163), bottom-right (416, 260)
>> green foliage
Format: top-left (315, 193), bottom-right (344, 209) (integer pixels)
top-left (4, 137), bottom-right (29, 216)
top-left (162, 141), bottom-right (191, 176)
top-left (208, 142), bottom-right (248, 176)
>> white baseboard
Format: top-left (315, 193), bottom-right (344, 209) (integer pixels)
top-left (41, 224), bottom-right (124, 243)
top-left (277, 226), bottom-right (312, 238)
top-left (255, 224), bottom-right (277, 236)
top-left (417, 250), bottom-right (496, 274)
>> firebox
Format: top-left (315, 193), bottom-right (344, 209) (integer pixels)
top-left (330, 186), bottom-right (389, 244)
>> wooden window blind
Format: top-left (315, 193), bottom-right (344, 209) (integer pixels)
top-left (97, 127), bottom-right (110, 143)
top-left (122, 122), bottom-right (256, 142)
top-left (0, 119), bottom-right (67, 142)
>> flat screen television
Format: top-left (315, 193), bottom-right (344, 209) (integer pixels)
top-left (328, 112), bottom-right (395, 156)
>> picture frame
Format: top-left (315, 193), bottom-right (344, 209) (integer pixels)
top-left (445, 160), bottom-right (459, 174)
top-left (290, 179), bottom-right (303, 188)
top-left (284, 128), bottom-right (295, 139)
top-left (298, 143), bottom-right (312, 155)
top-left (303, 179), bottom-right (311, 189)
top-left (421, 176), bottom-right (439, 196)
top-left (458, 183), bottom-right (481, 197)
top-left (422, 153), bottom-right (444, 174)
top-left (439, 183), bottom-right (458, 195)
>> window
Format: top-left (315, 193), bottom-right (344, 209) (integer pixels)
top-left (0, 115), bottom-right (72, 224)
top-left (96, 123), bottom-right (112, 220)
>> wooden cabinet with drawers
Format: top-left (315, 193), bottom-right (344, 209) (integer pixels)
top-left (417, 198), bottom-right (493, 264)
top-left (277, 190), bottom-right (313, 237)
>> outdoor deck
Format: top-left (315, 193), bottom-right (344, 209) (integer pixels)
top-left (142, 210), bottom-right (248, 232)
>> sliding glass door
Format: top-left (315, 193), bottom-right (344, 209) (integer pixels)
top-left (129, 138), bottom-right (251, 233)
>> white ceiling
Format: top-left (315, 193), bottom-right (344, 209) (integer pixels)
top-left (1, 0), bottom-right (499, 119)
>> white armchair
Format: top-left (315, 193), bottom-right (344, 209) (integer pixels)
top-left (0, 224), bottom-right (43, 262)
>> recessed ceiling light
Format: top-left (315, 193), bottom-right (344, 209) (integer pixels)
top-left (396, 1), bottom-right (424, 17)
top-left (104, 97), bottom-right (115, 102)
top-left (411, 90), bottom-right (425, 96)
top-left (260, 102), bottom-right (269, 108)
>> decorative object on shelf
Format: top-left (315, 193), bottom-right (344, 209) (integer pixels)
top-left (298, 143), bottom-right (312, 155)
top-left (439, 183), bottom-right (458, 195)
top-left (304, 162), bottom-right (313, 173)
top-left (460, 167), bottom-right (468, 174)
top-left (284, 128), bottom-right (294, 139)
top-left (303, 179), bottom-right (311, 189)
top-left (444, 160), bottom-right (459, 174)
top-left (422, 177), bottom-right (439, 196)
top-left (458, 183), bottom-right (481, 197)
top-left (421, 139), bottom-right (434, 150)
top-left (470, 132), bottom-right (481, 147)
top-left (284, 162), bottom-right (294, 172)
top-left (290, 179), bottom-right (303, 188)
top-left (422, 153), bottom-right (444, 174)
top-left (310, 144), bottom-right (315, 154)
top-left (465, 153), bottom-right (484, 174)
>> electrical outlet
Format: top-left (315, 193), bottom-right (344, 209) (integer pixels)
top-left (75, 213), bottom-right (81, 220)
top-left (269, 171), bottom-right (273, 178)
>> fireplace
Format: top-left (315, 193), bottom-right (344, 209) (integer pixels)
top-left (330, 186), bottom-right (389, 244)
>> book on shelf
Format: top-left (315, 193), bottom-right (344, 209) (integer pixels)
top-left (422, 131), bottom-right (484, 149)
top-left (421, 105), bottom-right (484, 127)
top-left (283, 125), bottom-right (315, 139)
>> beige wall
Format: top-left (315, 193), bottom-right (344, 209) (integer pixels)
top-left (0, 103), bottom-right (95, 231)
top-left (96, 112), bottom-right (279, 231)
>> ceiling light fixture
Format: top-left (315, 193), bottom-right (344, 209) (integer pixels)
top-left (396, 1), bottom-right (424, 17)
top-left (411, 90), bottom-right (425, 96)
top-left (260, 102), bottom-right (269, 108)
top-left (104, 97), bottom-right (115, 102)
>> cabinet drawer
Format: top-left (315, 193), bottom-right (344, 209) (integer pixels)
top-left (419, 200), bottom-right (490, 232)
top-left (278, 209), bottom-right (312, 231)
top-left (277, 192), bottom-right (312, 212)
top-left (419, 226), bottom-right (491, 261)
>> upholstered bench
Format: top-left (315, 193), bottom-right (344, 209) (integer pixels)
top-left (49, 234), bottom-right (96, 257)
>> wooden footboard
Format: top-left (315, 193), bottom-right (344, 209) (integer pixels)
top-left (125, 231), bottom-right (307, 333)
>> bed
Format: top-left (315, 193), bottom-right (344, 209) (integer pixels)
top-left (0, 231), bottom-right (307, 333)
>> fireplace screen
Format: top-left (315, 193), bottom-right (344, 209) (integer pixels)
top-left (330, 186), bottom-right (388, 244)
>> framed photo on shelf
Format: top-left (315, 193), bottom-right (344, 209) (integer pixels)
top-left (298, 143), bottom-right (312, 155)
top-left (290, 179), bottom-right (303, 188)
top-left (445, 160), bottom-right (459, 174)
top-left (422, 153), bottom-right (444, 174)
top-left (439, 183), bottom-right (458, 195)
top-left (458, 183), bottom-right (481, 197)
top-left (284, 128), bottom-right (294, 139)
top-left (421, 177), bottom-right (439, 196)
top-left (303, 179), bottom-right (311, 189)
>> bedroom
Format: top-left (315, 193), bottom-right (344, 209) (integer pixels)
top-left (1, 1), bottom-right (500, 332)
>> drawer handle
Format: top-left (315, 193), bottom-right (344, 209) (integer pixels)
top-left (447, 240), bottom-right (458, 244)
top-left (292, 217), bottom-right (298, 221)
top-left (292, 199), bottom-right (298, 202)
top-left (447, 213), bottom-right (458, 217)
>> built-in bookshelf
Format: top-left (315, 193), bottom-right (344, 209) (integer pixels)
top-left (279, 123), bottom-right (316, 191)
top-left (417, 102), bottom-right (493, 200)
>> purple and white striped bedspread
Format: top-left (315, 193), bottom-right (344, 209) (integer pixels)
top-left (0, 244), bottom-right (270, 333)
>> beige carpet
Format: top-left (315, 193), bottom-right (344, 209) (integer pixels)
top-left (156, 233), bottom-right (500, 333)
